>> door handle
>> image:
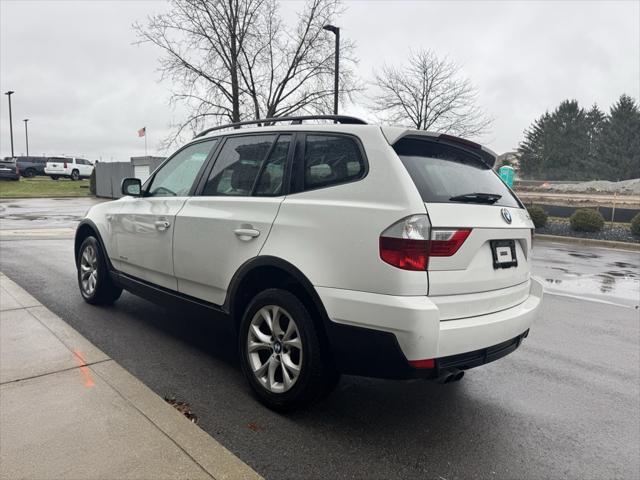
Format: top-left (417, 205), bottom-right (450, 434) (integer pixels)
top-left (234, 228), bottom-right (260, 240)
top-left (155, 220), bottom-right (171, 231)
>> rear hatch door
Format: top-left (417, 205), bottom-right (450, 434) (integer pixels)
top-left (47, 158), bottom-right (68, 172)
top-left (392, 134), bottom-right (533, 319)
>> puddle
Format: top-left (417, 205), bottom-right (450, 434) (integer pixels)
top-left (568, 251), bottom-right (601, 259)
top-left (609, 261), bottom-right (638, 269)
top-left (601, 270), bottom-right (638, 279)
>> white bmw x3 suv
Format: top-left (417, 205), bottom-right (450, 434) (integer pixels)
top-left (75, 115), bottom-right (542, 410)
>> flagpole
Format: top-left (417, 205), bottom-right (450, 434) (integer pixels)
top-left (144, 128), bottom-right (148, 158)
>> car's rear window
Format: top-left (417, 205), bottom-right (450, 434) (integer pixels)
top-left (394, 137), bottom-right (520, 208)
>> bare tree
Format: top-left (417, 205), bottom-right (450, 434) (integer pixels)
top-left (371, 49), bottom-right (491, 137)
top-left (134, 0), bottom-right (357, 145)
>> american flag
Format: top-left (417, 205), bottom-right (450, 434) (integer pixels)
top-left (137, 127), bottom-right (146, 137)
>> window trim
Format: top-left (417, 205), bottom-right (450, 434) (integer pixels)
top-left (289, 132), bottom-right (369, 195)
top-left (193, 132), bottom-right (294, 198)
top-left (142, 137), bottom-right (221, 197)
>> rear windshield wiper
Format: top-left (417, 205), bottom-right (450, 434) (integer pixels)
top-left (449, 192), bottom-right (502, 204)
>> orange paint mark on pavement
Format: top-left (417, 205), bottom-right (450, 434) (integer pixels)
top-left (73, 350), bottom-right (95, 388)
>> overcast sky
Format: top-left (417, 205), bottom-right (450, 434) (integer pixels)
top-left (1, 0), bottom-right (638, 161)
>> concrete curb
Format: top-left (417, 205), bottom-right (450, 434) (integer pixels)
top-left (535, 233), bottom-right (640, 251)
top-left (0, 272), bottom-right (262, 480)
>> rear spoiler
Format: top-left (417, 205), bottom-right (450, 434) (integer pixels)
top-left (380, 127), bottom-right (497, 168)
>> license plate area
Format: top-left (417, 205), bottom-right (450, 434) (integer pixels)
top-left (490, 240), bottom-right (518, 269)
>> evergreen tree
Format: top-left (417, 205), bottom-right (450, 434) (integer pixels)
top-left (518, 112), bottom-right (551, 179)
top-left (518, 100), bottom-right (591, 180)
top-left (598, 94), bottom-right (640, 180)
top-left (544, 100), bottom-right (591, 180)
top-left (586, 104), bottom-right (606, 174)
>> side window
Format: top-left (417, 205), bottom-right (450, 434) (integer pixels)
top-left (303, 135), bottom-right (365, 190)
top-left (202, 135), bottom-right (277, 196)
top-left (146, 140), bottom-right (217, 197)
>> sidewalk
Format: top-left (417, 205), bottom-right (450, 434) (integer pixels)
top-left (0, 272), bottom-right (261, 480)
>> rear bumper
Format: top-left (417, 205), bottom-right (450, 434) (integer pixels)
top-left (44, 168), bottom-right (67, 175)
top-left (318, 278), bottom-right (543, 379)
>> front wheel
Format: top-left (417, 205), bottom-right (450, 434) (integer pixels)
top-left (50, 175), bottom-right (59, 180)
top-left (77, 236), bottom-right (122, 305)
top-left (239, 289), bottom-right (339, 411)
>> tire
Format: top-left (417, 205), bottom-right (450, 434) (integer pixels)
top-left (50, 175), bottom-right (59, 180)
top-left (77, 236), bottom-right (122, 305)
top-left (239, 288), bottom-right (338, 411)
top-left (22, 168), bottom-right (36, 178)
top-left (71, 169), bottom-right (80, 181)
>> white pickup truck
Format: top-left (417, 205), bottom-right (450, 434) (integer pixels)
top-left (45, 157), bottom-right (94, 180)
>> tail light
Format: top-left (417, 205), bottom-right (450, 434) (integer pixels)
top-left (379, 215), bottom-right (471, 270)
top-left (429, 229), bottom-right (471, 256)
top-left (380, 215), bottom-right (430, 270)
top-left (63, 162), bottom-right (67, 169)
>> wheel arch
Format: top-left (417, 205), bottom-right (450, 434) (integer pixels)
top-left (225, 256), bottom-right (333, 354)
top-left (74, 219), bottom-right (113, 270)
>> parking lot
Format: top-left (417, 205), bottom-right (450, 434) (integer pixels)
top-left (1, 197), bottom-right (638, 479)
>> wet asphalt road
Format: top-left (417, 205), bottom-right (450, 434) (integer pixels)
top-left (1, 199), bottom-right (639, 479)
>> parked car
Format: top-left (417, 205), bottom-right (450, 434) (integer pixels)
top-left (74, 115), bottom-right (543, 411)
top-left (0, 157), bottom-right (20, 180)
top-left (45, 157), bottom-right (94, 180)
top-left (15, 156), bottom-right (48, 178)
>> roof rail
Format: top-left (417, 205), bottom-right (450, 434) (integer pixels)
top-left (194, 115), bottom-right (367, 138)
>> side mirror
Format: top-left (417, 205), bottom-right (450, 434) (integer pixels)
top-left (121, 178), bottom-right (142, 197)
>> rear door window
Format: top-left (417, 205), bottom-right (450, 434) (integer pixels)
top-left (202, 134), bottom-right (282, 196)
top-left (302, 135), bottom-right (365, 190)
top-left (394, 137), bottom-right (520, 208)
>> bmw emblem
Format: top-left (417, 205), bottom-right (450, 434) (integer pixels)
top-left (501, 208), bottom-right (512, 224)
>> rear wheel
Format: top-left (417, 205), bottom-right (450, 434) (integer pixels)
top-left (22, 168), bottom-right (36, 178)
top-left (71, 169), bottom-right (80, 181)
top-left (77, 236), bottom-right (122, 305)
top-left (50, 175), bottom-right (59, 180)
top-left (239, 289), bottom-right (338, 411)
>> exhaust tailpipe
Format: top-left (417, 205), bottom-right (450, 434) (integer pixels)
top-left (435, 369), bottom-right (464, 384)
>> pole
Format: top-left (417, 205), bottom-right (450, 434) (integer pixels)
top-left (333, 28), bottom-right (340, 115)
top-left (322, 25), bottom-right (340, 116)
top-left (611, 191), bottom-right (617, 226)
top-left (23, 119), bottom-right (29, 156)
top-left (144, 129), bottom-right (148, 158)
top-left (5, 91), bottom-right (15, 157)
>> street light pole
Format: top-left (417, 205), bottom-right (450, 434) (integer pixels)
top-left (23, 119), bottom-right (29, 156)
top-left (4, 91), bottom-right (15, 157)
top-left (322, 25), bottom-right (340, 115)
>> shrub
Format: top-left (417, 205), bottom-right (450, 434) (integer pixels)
top-left (570, 208), bottom-right (605, 232)
top-left (527, 205), bottom-right (547, 228)
top-left (631, 213), bottom-right (640, 237)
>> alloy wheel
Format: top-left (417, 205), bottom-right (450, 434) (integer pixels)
top-left (80, 244), bottom-right (98, 296)
top-left (247, 305), bottom-right (303, 393)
